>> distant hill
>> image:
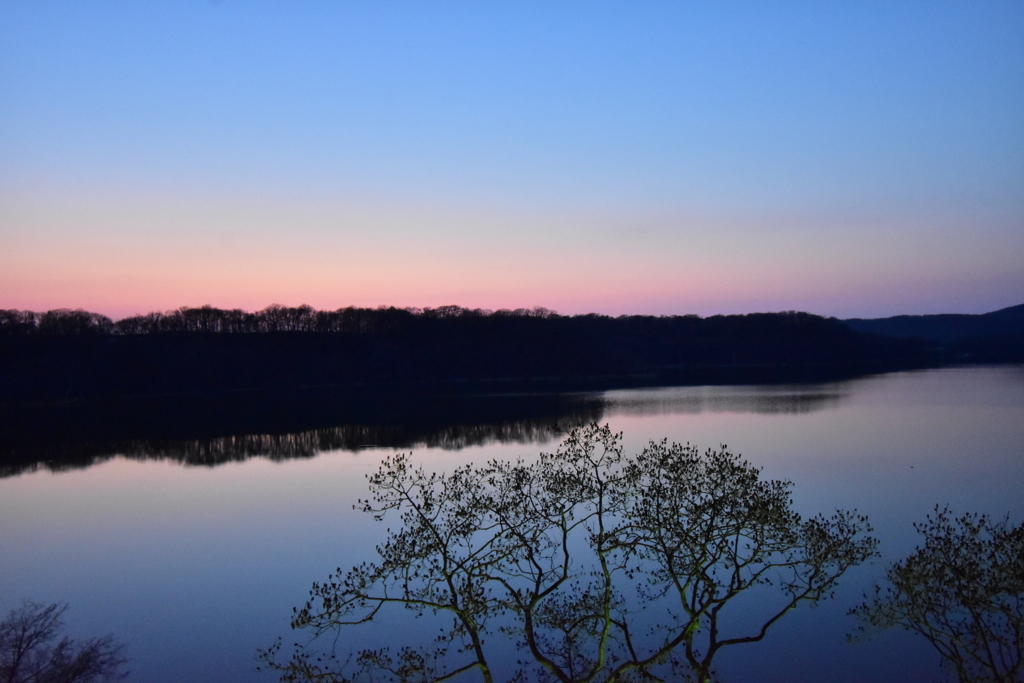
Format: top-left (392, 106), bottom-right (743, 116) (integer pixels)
top-left (843, 303), bottom-right (1024, 343)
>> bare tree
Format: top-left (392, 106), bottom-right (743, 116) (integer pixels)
top-left (0, 601), bottom-right (128, 683)
top-left (851, 507), bottom-right (1024, 683)
top-left (259, 424), bottom-right (876, 683)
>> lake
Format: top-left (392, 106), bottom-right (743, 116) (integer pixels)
top-left (2, 365), bottom-right (1023, 682)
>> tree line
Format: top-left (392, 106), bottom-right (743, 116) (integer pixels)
top-left (0, 304), bottom-right (560, 336)
top-left (0, 304), bottom-right (936, 405)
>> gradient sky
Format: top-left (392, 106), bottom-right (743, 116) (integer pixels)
top-left (2, 1), bottom-right (1022, 319)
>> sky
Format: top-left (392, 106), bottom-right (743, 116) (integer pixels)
top-left (1, 1), bottom-right (1022, 319)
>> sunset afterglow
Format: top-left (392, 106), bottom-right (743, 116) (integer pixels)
top-left (2, 2), bottom-right (1022, 318)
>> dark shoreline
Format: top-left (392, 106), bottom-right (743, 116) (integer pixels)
top-left (3, 304), bottom-right (1021, 477)
top-left (0, 359), bottom-right (995, 479)
top-left (0, 307), bottom-right (947, 403)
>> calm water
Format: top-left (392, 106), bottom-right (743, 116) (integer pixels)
top-left (2, 366), bottom-right (1023, 682)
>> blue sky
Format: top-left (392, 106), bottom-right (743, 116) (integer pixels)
top-left (2, 1), bottom-right (1022, 318)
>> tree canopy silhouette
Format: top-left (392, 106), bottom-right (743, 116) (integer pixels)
top-left (851, 507), bottom-right (1024, 683)
top-left (0, 601), bottom-right (128, 683)
top-left (259, 425), bottom-right (877, 683)
top-left (1, 304), bottom-right (935, 406)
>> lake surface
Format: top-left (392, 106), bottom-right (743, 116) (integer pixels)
top-left (2, 366), bottom-right (1023, 682)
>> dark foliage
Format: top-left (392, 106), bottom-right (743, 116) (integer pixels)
top-left (0, 304), bottom-right (935, 406)
top-left (0, 601), bottom-right (128, 683)
top-left (259, 424), bottom-right (877, 683)
top-left (852, 508), bottom-right (1024, 683)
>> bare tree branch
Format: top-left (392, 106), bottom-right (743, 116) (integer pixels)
top-left (260, 425), bottom-right (877, 683)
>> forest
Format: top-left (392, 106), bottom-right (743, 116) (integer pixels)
top-left (0, 303), bottom-right (964, 406)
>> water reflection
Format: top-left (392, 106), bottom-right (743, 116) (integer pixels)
top-left (0, 391), bottom-right (605, 478)
top-left (118, 418), bottom-right (602, 467)
top-left (3, 366), bottom-right (1022, 683)
top-left (0, 382), bottom-right (859, 479)
top-left (603, 384), bottom-right (849, 415)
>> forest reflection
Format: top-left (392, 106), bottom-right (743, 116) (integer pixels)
top-left (119, 417), bottom-right (601, 467)
top-left (0, 393), bottom-right (605, 478)
top-left (0, 384), bottom-right (849, 479)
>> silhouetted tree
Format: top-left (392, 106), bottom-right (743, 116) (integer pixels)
top-left (0, 310), bottom-right (37, 335)
top-left (36, 309), bottom-right (114, 336)
top-left (851, 508), bottom-right (1024, 683)
top-left (259, 425), bottom-right (877, 683)
top-left (0, 601), bottom-right (128, 683)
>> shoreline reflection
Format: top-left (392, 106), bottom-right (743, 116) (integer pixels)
top-left (0, 392), bottom-right (605, 478)
top-left (3, 380), bottom-right (859, 478)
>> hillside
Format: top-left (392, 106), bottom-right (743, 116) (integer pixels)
top-left (843, 303), bottom-right (1024, 342)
